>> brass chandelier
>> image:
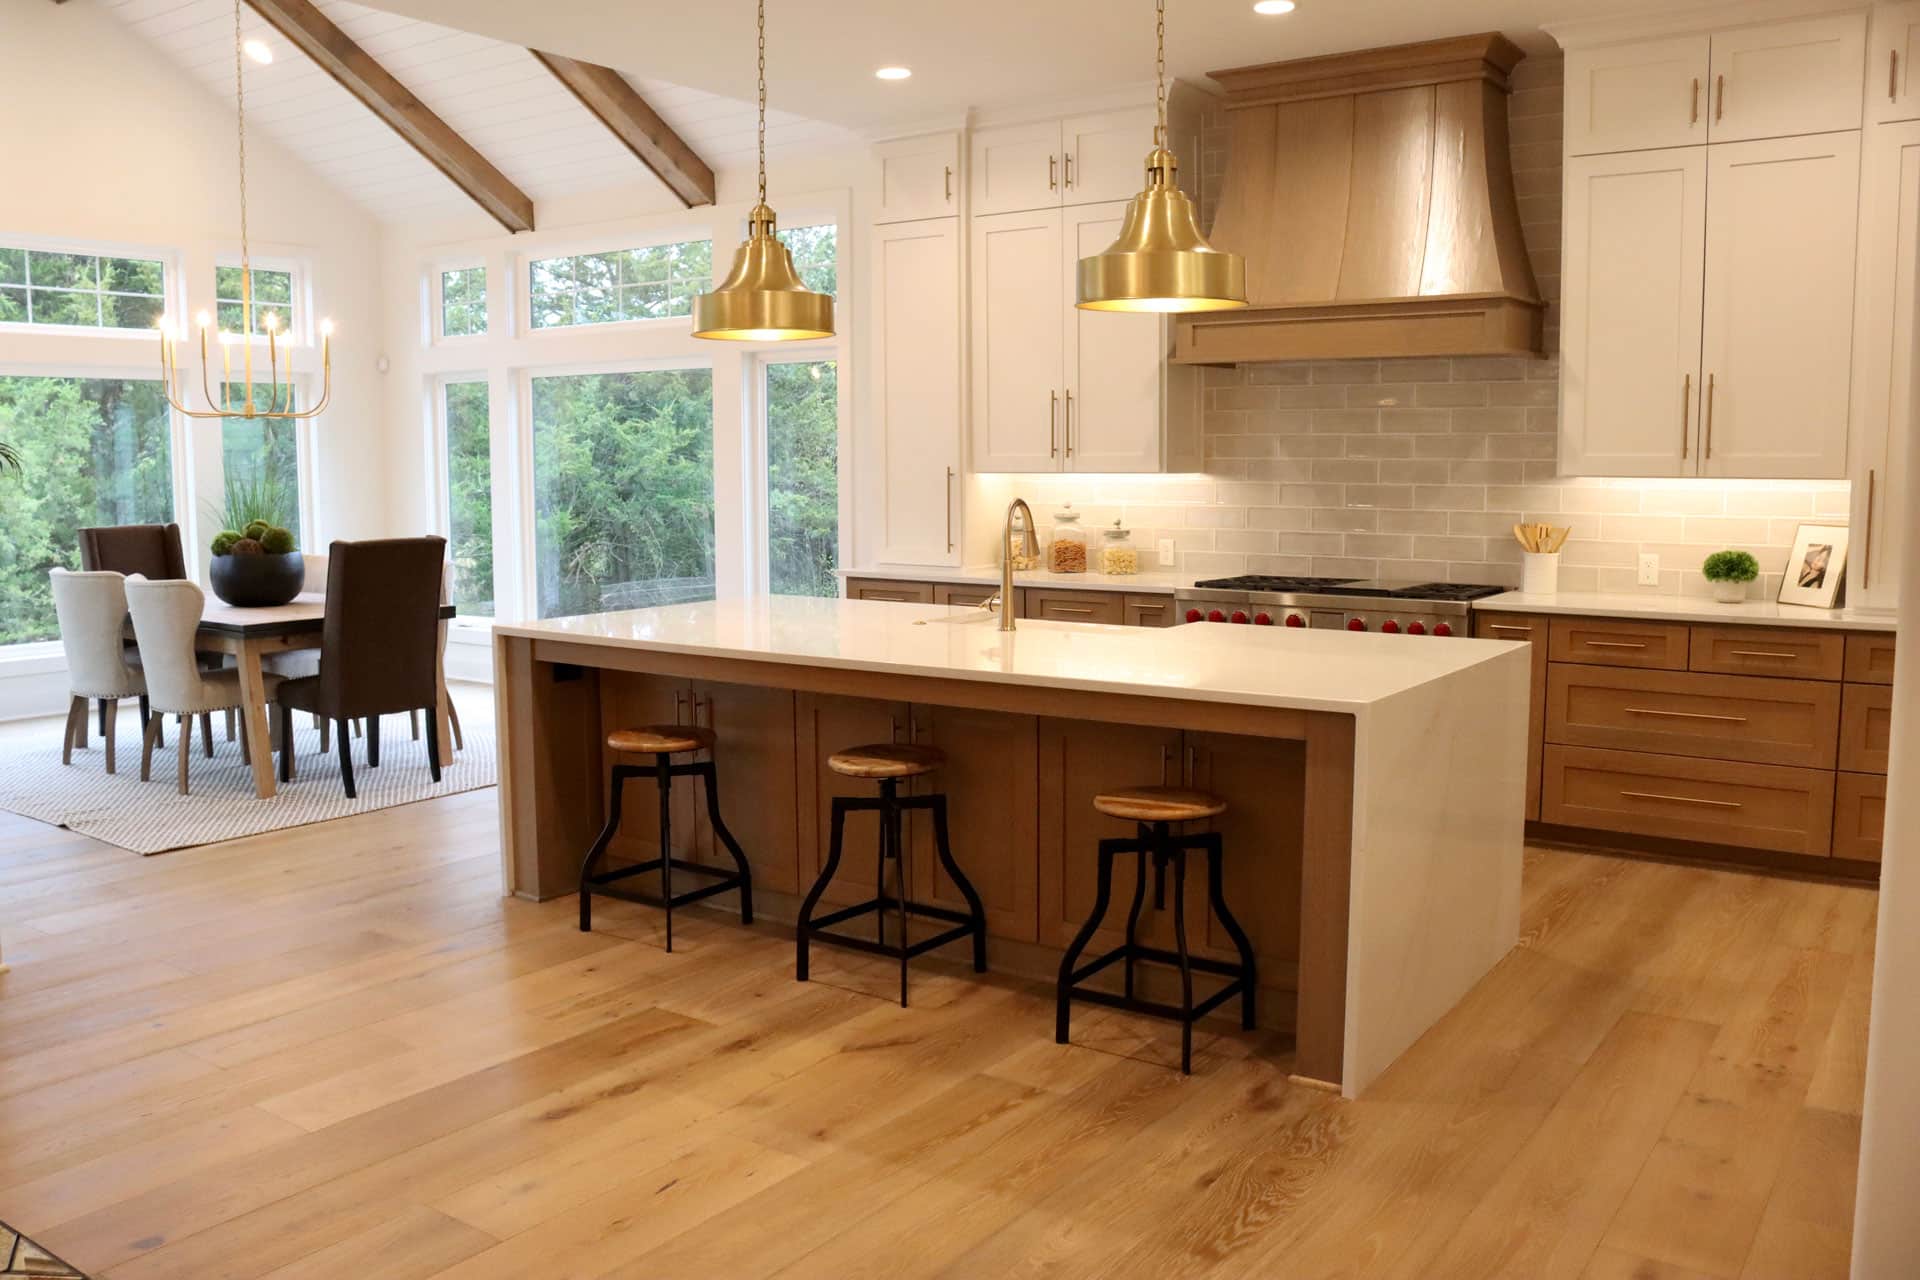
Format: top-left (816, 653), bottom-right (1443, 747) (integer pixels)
top-left (692, 0), bottom-right (835, 342)
top-left (1077, 0), bottom-right (1248, 313)
top-left (158, 0), bottom-right (334, 419)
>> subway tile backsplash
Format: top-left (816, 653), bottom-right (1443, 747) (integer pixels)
top-left (1010, 52), bottom-right (1849, 601)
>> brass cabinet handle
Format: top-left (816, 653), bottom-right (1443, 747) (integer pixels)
top-left (1065, 152), bottom-right (1075, 188)
top-left (1704, 373), bottom-right (1716, 460)
top-left (674, 689), bottom-right (688, 723)
top-left (1729, 649), bottom-right (1799, 660)
top-left (1681, 372), bottom-right (1691, 460)
top-left (866, 592), bottom-right (912, 602)
top-left (1489, 623), bottom-right (1533, 634)
top-left (1585, 639), bottom-right (1648, 649)
top-left (1161, 744), bottom-right (1173, 786)
top-left (943, 164), bottom-right (953, 202)
top-left (1065, 389), bottom-right (1075, 457)
top-left (945, 466), bottom-right (955, 553)
top-left (1050, 605), bottom-right (1097, 615)
top-left (1050, 390), bottom-right (1059, 456)
top-left (1865, 468), bottom-right (1877, 587)
top-left (1894, 50), bottom-right (1902, 102)
top-left (1049, 154), bottom-right (1058, 190)
top-left (1691, 77), bottom-right (1700, 124)
top-left (1625, 706), bottom-right (1750, 724)
top-left (1715, 74), bottom-right (1725, 122)
top-left (1621, 789), bottom-right (1742, 810)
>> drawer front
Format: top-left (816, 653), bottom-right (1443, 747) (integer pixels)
top-left (1475, 612), bottom-right (1550, 822)
top-left (1689, 625), bottom-right (1843, 680)
top-left (934, 582), bottom-right (1019, 613)
top-left (1025, 588), bottom-right (1126, 625)
top-left (1549, 617), bottom-right (1690, 669)
top-left (1832, 772), bottom-right (1886, 862)
top-left (1123, 595), bottom-right (1176, 628)
top-left (846, 577), bottom-right (934, 604)
top-left (1843, 632), bottom-right (1896, 684)
top-left (1838, 682), bottom-right (1894, 774)
top-left (1546, 664), bottom-right (1840, 769)
top-left (1542, 745), bottom-right (1834, 855)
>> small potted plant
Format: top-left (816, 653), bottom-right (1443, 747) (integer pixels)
top-left (209, 518), bottom-right (305, 607)
top-left (1701, 550), bottom-right (1760, 604)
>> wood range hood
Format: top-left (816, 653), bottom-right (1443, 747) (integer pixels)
top-left (1176, 33), bottom-right (1544, 365)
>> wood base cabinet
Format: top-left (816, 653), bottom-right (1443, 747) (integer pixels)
top-left (1542, 744), bottom-right (1836, 856)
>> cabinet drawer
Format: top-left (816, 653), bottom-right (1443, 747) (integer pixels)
top-left (1547, 664), bottom-right (1840, 768)
top-left (1542, 745), bottom-right (1834, 856)
top-left (1549, 617), bottom-right (1690, 669)
top-left (1024, 588), bottom-right (1125, 625)
top-left (1689, 625), bottom-right (1843, 680)
top-left (1833, 772), bottom-right (1887, 862)
top-left (935, 582), bottom-right (1020, 613)
top-left (1843, 632), bottom-right (1896, 684)
top-left (1476, 612), bottom-right (1550, 822)
top-left (1839, 682), bottom-right (1894, 774)
top-left (846, 577), bottom-right (934, 604)
top-left (1123, 595), bottom-right (1177, 628)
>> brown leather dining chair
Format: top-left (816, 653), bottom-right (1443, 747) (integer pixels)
top-left (274, 536), bottom-right (448, 798)
top-left (77, 522), bottom-right (196, 746)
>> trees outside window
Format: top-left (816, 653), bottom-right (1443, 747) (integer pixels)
top-left (219, 382), bottom-right (302, 545)
top-left (441, 267), bottom-right (486, 338)
top-left (779, 224), bottom-right (836, 296)
top-left (0, 247), bottom-right (165, 330)
top-left (443, 380), bottom-right (492, 616)
top-left (215, 264), bottom-right (296, 336)
top-left (0, 377), bottom-right (172, 643)
top-left (531, 368), bottom-right (714, 618)
top-left (529, 240), bottom-right (711, 329)
top-left (766, 360), bottom-right (838, 598)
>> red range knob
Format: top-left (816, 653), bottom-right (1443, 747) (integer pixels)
top-left (1407, 620), bottom-right (1427, 635)
top-left (1347, 617), bottom-right (1367, 631)
top-left (1231, 610), bottom-right (1249, 624)
top-left (1253, 612), bottom-right (1273, 626)
top-left (1185, 608), bottom-right (1203, 623)
top-left (1208, 609), bottom-right (1226, 623)
top-left (1381, 619), bottom-right (1401, 634)
top-left (1285, 613), bottom-right (1306, 627)
top-left (1433, 621), bottom-right (1453, 637)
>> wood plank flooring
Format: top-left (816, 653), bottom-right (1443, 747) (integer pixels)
top-left (0, 789), bottom-right (1874, 1279)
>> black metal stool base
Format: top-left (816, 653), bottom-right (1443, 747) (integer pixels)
top-left (578, 756), bottom-right (753, 952)
top-left (797, 780), bottom-right (986, 1007)
top-left (1055, 822), bottom-right (1256, 1075)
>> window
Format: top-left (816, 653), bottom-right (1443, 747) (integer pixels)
top-left (0, 377), bottom-right (173, 644)
top-left (215, 264), bottom-right (296, 336)
top-left (0, 247), bottom-right (165, 331)
top-left (781, 223), bottom-right (837, 296)
top-left (528, 239), bottom-right (711, 329)
top-left (766, 360), bottom-right (838, 597)
top-left (219, 382), bottom-right (302, 546)
top-left (531, 368), bottom-right (714, 617)
top-left (441, 267), bottom-right (486, 338)
top-left (443, 380), bottom-right (493, 616)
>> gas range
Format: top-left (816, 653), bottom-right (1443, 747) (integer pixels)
top-left (1175, 576), bottom-right (1506, 636)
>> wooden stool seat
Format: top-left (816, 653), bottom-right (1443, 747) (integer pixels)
top-left (827, 743), bottom-right (945, 779)
top-left (607, 724), bottom-right (716, 755)
top-left (1092, 786), bottom-right (1227, 823)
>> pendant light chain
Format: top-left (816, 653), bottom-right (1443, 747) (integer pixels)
top-left (232, 0), bottom-right (251, 280)
top-left (756, 0), bottom-right (768, 206)
top-left (1154, 0), bottom-right (1167, 147)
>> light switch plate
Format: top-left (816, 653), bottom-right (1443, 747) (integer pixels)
top-left (1157, 538), bottom-right (1176, 568)
top-left (1637, 552), bottom-right (1660, 586)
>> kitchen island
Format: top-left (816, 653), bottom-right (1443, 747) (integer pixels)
top-left (493, 597), bottom-right (1529, 1097)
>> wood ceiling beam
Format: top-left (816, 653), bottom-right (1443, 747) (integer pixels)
top-left (531, 51), bottom-right (716, 208)
top-left (241, 0), bottom-right (535, 233)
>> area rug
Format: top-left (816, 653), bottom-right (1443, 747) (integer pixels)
top-left (0, 707), bottom-right (494, 856)
top-left (1, 1219), bottom-right (88, 1278)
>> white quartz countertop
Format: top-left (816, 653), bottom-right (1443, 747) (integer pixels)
top-left (1479, 590), bottom-right (1896, 632)
top-left (496, 596), bottom-right (1530, 715)
top-left (840, 565), bottom-right (1189, 594)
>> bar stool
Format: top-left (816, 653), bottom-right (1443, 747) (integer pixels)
top-left (577, 724), bottom-right (752, 951)
top-left (796, 743), bottom-right (987, 1007)
top-left (1056, 786), bottom-right (1257, 1074)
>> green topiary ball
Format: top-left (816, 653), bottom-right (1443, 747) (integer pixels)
top-left (230, 537), bottom-right (264, 556)
top-left (211, 529), bottom-right (243, 556)
top-left (1702, 549), bottom-right (1761, 583)
top-left (259, 526), bottom-right (295, 555)
top-left (242, 519), bottom-right (271, 541)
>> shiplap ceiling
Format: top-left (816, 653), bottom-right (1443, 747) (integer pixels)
top-left (98, 0), bottom-right (857, 224)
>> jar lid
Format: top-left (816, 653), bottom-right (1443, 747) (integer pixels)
top-left (1103, 519), bottom-right (1130, 540)
top-left (1053, 503), bottom-right (1081, 524)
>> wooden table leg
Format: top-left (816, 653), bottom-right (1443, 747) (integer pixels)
top-left (1294, 711), bottom-right (1355, 1094)
top-left (433, 651), bottom-right (454, 762)
top-left (235, 638), bottom-right (278, 799)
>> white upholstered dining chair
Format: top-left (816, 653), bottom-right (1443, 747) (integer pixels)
top-left (125, 575), bottom-right (283, 795)
top-left (49, 569), bottom-right (146, 774)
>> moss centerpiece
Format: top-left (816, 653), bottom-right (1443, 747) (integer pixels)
top-left (209, 518), bottom-right (305, 607)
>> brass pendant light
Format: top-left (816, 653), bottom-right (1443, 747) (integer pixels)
top-left (1076, 0), bottom-right (1248, 313)
top-left (692, 0), bottom-right (835, 342)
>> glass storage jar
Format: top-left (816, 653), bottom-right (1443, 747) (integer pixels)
top-left (1048, 504), bottom-right (1088, 574)
top-left (1006, 505), bottom-right (1041, 571)
top-left (1098, 520), bottom-right (1139, 576)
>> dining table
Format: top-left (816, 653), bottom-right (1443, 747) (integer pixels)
top-left (186, 593), bottom-right (456, 799)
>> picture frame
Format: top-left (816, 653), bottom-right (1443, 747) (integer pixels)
top-left (1777, 523), bottom-right (1850, 609)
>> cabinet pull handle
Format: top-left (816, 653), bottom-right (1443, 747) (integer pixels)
top-left (1715, 74), bottom-right (1725, 122)
top-left (1049, 154), bottom-right (1058, 190)
top-left (1050, 390), bottom-right (1059, 456)
top-left (944, 164), bottom-right (953, 202)
top-left (945, 466), bottom-right (955, 554)
top-left (1621, 789), bottom-right (1742, 810)
top-left (674, 689), bottom-right (688, 723)
top-left (1489, 623), bottom-right (1533, 634)
top-left (1728, 649), bottom-right (1799, 660)
top-left (1894, 50), bottom-right (1902, 103)
top-left (1050, 605), bottom-right (1097, 615)
top-left (1691, 77), bottom-right (1700, 124)
top-left (1065, 152), bottom-right (1075, 188)
top-left (1865, 467), bottom-right (1877, 587)
top-left (1161, 745), bottom-right (1172, 786)
top-left (1625, 706), bottom-right (1750, 724)
top-left (866, 592), bottom-right (911, 601)
top-left (1680, 372), bottom-right (1691, 460)
top-left (1065, 389), bottom-right (1075, 457)
top-left (1704, 373), bottom-right (1716, 460)
top-left (1585, 639), bottom-right (1648, 649)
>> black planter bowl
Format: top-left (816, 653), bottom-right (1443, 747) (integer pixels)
top-left (209, 551), bottom-right (306, 607)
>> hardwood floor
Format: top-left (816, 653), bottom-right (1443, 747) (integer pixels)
top-left (0, 789), bottom-right (1874, 1278)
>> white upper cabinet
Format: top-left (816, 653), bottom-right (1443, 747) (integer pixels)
top-left (971, 122), bottom-right (1065, 216)
top-left (1698, 132), bottom-right (1861, 478)
top-left (1565, 35), bottom-right (1711, 155)
top-left (1870, 1), bottom-right (1920, 123)
top-left (1060, 109), bottom-right (1157, 205)
top-left (873, 132), bottom-right (961, 224)
top-left (970, 109), bottom-right (1161, 215)
top-left (1559, 149), bottom-right (1708, 476)
top-left (970, 209), bottom-right (1066, 471)
top-left (1707, 14), bottom-right (1868, 142)
top-left (1062, 203), bottom-right (1179, 473)
top-left (871, 218), bottom-right (964, 565)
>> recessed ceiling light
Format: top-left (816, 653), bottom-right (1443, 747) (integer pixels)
top-left (1253, 0), bottom-right (1297, 14)
top-left (874, 66), bottom-right (912, 81)
top-left (243, 38), bottom-right (273, 64)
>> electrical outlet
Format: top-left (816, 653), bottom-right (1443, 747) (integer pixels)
top-left (1157, 538), bottom-right (1176, 568)
top-left (1637, 552), bottom-right (1660, 586)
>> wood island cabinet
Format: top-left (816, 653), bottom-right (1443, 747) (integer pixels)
top-left (1474, 612), bottom-right (1548, 820)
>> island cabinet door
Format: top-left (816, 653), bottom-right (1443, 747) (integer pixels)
top-left (797, 693), bottom-right (913, 909)
top-left (1187, 733), bottom-right (1307, 1001)
top-left (599, 675), bottom-right (701, 867)
top-left (1473, 612), bottom-right (1549, 820)
top-left (1037, 718), bottom-right (1187, 952)
top-left (690, 680), bottom-right (803, 896)
top-left (905, 704), bottom-right (1040, 943)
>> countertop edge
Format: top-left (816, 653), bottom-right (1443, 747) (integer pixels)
top-left (1477, 591), bottom-right (1897, 632)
